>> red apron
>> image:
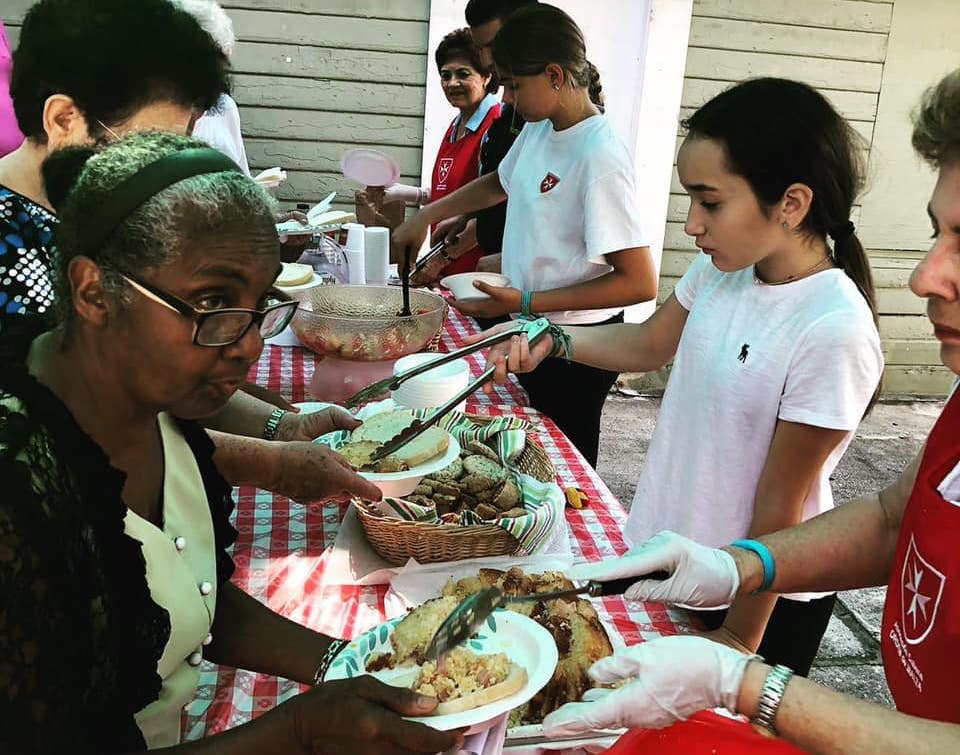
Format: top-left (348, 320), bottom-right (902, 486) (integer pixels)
top-left (880, 390), bottom-right (960, 722)
top-left (431, 103), bottom-right (500, 275)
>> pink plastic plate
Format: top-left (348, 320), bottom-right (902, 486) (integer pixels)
top-left (340, 148), bottom-right (401, 187)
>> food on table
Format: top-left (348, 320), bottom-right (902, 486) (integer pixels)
top-left (564, 486), bottom-right (589, 509)
top-left (413, 647), bottom-right (527, 714)
top-left (367, 595), bottom-right (461, 670)
top-left (338, 409), bottom-right (450, 473)
top-left (402, 439), bottom-right (525, 522)
top-left (442, 567), bottom-right (614, 726)
top-left (275, 262), bottom-right (314, 287)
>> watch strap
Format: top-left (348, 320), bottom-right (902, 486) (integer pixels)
top-left (752, 663), bottom-right (794, 735)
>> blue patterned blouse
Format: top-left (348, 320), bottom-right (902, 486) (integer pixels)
top-left (0, 184), bottom-right (56, 317)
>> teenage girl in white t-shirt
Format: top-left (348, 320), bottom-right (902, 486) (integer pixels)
top-left (392, 4), bottom-right (657, 467)
top-left (476, 77), bottom-right (884, 676)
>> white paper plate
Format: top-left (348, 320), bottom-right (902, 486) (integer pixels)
top-left (325, 610), bottom-right (559, 731)
top-left (341, 147), bottom-right (401, 187)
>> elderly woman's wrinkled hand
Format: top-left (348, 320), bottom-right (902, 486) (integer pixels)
top-left (542, 636), bottom-right (756, 737)
top-left (277, 407), bottom-right (361, 442)
top-left (264, 439), bottom-right (382, 503)
top-left (286, 676), bottom-right (464, 755)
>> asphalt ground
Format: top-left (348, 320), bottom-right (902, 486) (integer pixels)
top-left (595, 391), bottom-right (945, 706)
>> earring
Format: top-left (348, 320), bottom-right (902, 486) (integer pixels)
top-left (553, 84), bottom-right (560, 91)
top-left (781, 220), bottom-right (790, 230)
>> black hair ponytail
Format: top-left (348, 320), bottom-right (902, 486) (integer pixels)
top-left (586, 60), bottom-right (605, 113)
top-left (683, 78), bottom-right (877, 325)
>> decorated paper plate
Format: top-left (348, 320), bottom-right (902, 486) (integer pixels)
top-left (324, 609), bottom-right (559, 731)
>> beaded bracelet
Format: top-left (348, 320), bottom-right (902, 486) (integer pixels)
top-left (312, 638), bottom-right (349, 685)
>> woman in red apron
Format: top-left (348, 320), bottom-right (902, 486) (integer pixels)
top-left (534, 68), bottom-right (960, 753)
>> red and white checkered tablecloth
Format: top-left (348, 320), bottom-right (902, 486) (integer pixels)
top-left (182, 315), bottom-right (693, 741)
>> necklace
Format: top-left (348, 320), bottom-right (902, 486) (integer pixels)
top-left (755, 255), bottom-right (833, 286)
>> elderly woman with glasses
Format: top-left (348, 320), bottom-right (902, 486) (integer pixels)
top-left (0, 131), bottom-right (462, 754)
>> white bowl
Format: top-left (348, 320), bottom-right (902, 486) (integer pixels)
top-left (440, 272), bottom-right (511, 301)
top-left (391, 353), bottom-right (470, 412)
top-left (314, 428), bottom-right (461, 498)
top-left (359, 432), bottom-right (461, 497)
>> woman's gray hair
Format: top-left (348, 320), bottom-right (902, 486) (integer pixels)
top-left (912, 68), bottom-right (960, 166)
top-left (174, 0), bottom-right (236, 58)
top-left (45, 131), bottom-right (277, 323)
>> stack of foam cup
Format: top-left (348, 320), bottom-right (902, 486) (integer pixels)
top-left (391, 353), bottom-right (470, 413)
top-left (344, 223), bottom-right (366, 285)
top-left (363, 226), bottom-right (390, 286)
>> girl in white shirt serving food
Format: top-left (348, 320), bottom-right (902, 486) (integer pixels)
top-left (392, 3), bottom-right (657, 467)
top-left (475, 77), bottom-right (884, 677)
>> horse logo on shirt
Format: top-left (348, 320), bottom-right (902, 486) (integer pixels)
top-left (738, 344), bottom-right (750, 362)
top-left (438, 158), bottom-right (454, 189)
top-left (901, 535), bottom-right (946, 645)
top-left (540, 172), bottom-right (560, 193)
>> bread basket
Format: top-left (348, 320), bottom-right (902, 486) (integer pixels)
top-left (354, 416), bottom-right (556, 565)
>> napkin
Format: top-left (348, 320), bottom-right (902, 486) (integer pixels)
top-left (320, 501), bottom-right (573, 588)
top-left (253, 166), bottom-right (286, 187)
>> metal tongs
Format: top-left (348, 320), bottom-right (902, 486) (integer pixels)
top-left (348, 317), bottom-right (550, 462)
top-left (424, 575), bottom-right (668, 661)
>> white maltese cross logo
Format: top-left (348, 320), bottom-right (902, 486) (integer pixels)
top-left (438, 158), bottom-right (454, 185)
top-left (901, 535), bottom-right (946, 645)
top-left (539, 172), bottom-right (560, 193)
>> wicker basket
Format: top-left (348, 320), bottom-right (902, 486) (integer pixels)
top-left (355, 416), bottom-right (556, 565)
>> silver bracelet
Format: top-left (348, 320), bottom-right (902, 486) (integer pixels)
top-left (312, 639), bottom-right (349, 685)
top-left (752, 663), bottom-right (794, 735)
top-left (262, 407), bottom-right (288, 441)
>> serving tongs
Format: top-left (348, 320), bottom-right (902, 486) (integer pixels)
top-left (359, 317), bottom-right (551, 462)
top-left (342, 316), bottom-right (550, 410)
top-left (425, 574), bottom-right (669, 661)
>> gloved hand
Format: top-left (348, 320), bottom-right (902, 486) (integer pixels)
top-left (382, 183), bottom-right (427, 205)
top-left (542, 635), bottom-right (757, 737)
top-left (567, 530), bottom-right (740, 608)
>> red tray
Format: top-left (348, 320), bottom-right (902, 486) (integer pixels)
top-left (603, 711), bottom-right (808, 754)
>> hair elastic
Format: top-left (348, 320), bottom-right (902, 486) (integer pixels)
top-left (78, 147), bottom-right (243, 255)
top-left (829, 220), bottom-right (856, 240)
top-left (731, 538), bottom-right (776, 593)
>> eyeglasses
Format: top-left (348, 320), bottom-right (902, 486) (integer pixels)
top-left (119, 271), bottom-right (299, 347)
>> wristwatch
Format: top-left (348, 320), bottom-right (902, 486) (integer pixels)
top-left (752, 663), bottom-right (794, 736)
top-left (262, 407), bottom-right (288, 441)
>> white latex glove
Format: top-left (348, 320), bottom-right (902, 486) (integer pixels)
top-left (542, 635), bottom-right (757, 737)
top-left (567, 530), bottom-right (739, 608)
top-left (383, 183), bottom-right (427, 205)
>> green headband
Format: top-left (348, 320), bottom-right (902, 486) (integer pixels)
top-left (78, 147), bottom-right (243, 255)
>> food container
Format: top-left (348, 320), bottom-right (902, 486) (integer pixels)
top-left (391, 352), bottom-right (470, 413)
top-left (290, 285), bottom-right (447, 361)
top-left (354, 416), bottom-right (557, 565)
top-left (440, 272), bottom-right (511, 301)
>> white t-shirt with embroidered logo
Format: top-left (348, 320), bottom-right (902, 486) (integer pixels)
top-left (497, 115), bottom-right (648, 325)
top-left (624, 253), bottom-right (883, 601)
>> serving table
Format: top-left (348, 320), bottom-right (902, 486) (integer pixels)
top-left (182, 306), bottom-right (693, 747)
